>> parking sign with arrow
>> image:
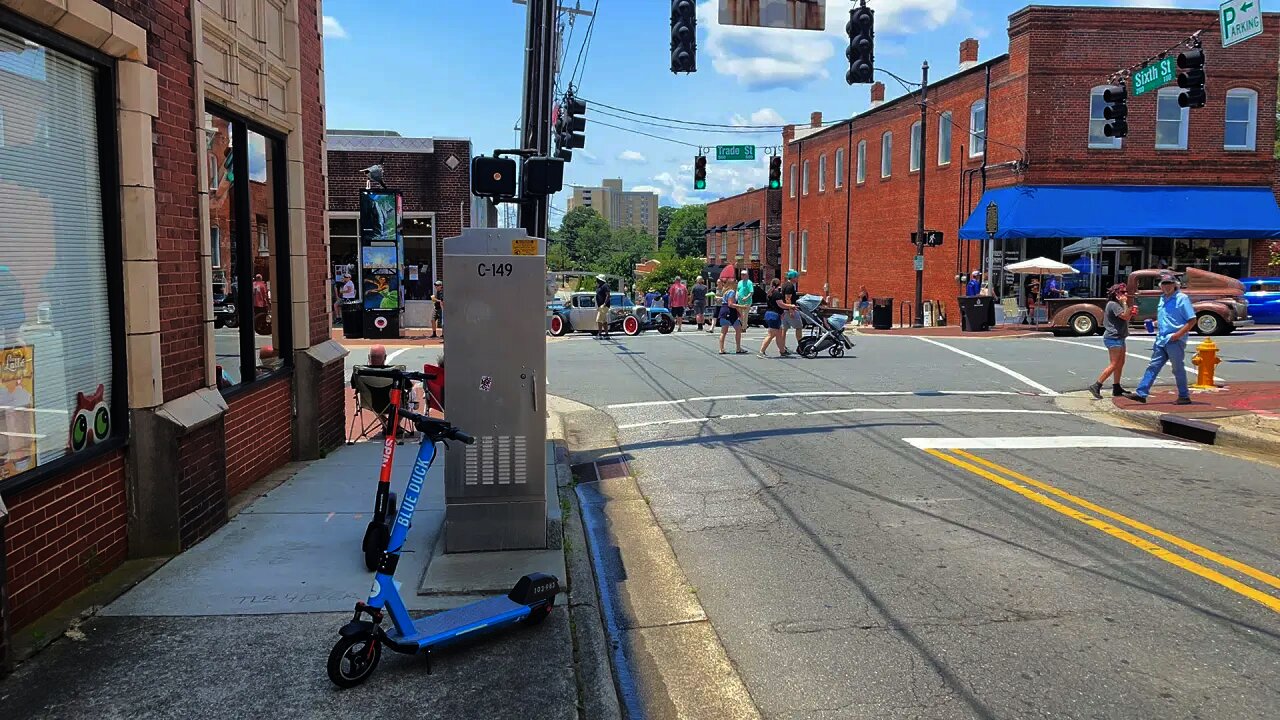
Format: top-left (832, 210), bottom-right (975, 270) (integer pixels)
top-left (1220, 0), bottom-right (1263, 48)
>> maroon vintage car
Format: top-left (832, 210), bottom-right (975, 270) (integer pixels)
top-left (1046, 267), bottom-right (1251, 337)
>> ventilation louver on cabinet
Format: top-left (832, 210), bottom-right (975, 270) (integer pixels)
top-left (464, 436), bottom-right (529, 486)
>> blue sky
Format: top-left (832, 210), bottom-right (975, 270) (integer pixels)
top-left (321, 0), bottom-right (1215, 225)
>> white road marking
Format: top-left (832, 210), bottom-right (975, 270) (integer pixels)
top-left (607, 390), bottom-right (1034, 409)
top-left (903, 436), bottom-right (1194, 450)
top-left (915, 337), bottom-right (1060, 396)
top-left (385, 347), bottom-right (412, 363)
top-left (1042, 337), bottom-right (1222, 383)
top-left (617, 408), bottom-right (1068, 430)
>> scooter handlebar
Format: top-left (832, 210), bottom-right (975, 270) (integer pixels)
top-left (399, 411), bottom-right (474, 444)
top-left (450, 429), bottom-right (476, 445)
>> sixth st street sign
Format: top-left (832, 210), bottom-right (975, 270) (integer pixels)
top-left (716, 145), bottom-right (756, 161)
top-left (1221, 0), bottom-right (1263, 48)
top-left (1133, 56), bottom-right (1177, 96)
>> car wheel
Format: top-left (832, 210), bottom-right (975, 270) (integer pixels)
top-left (1069, 312), bottom-right (1097, 337)
top-left (657, 316), bottom-right (674, 335)
top-left (549, 314), bottom-right (568, 336)
top-left (1195, 312), bottom-right (1222, 336)
top-left (623, 315), bottom-right (640, 336)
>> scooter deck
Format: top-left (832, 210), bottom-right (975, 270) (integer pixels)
top-left (391, 596), bottom-right (531, 649)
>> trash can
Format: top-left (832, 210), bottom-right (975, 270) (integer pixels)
top-left (958, 296), bottom-right (991, 332)
top-left (871, 297), bottom-right (893, 330)
top-left (341, 301), bottom-right (364, 338)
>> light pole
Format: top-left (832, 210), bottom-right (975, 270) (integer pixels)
top-left (914, 61), bottom-right (929, 328)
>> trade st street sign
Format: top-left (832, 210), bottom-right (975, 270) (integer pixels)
top-left (716, 145), bottom-right (756, 161)
top-left (1220, 0), bottom-right (1263, 48)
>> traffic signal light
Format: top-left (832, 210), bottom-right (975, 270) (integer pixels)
top-left (1102, 85), bottom-right (1128, 139)
top-left (845, 2), bottom-right (874, 85)
top-left (670, 0), bottom-right (696, 74)
top-left (554, 93), bottom-right (587, 162)
top-left (694, 155), bottom-right (706, 190)
top-left (1177, 47), bottom-right (1206, 109)
top-left (768, 156), bottom-right (782, 190)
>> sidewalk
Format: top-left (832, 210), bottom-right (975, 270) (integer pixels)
top-left (331, 326), bottom-right (445, 348)
top-left (1105, 381), bottom-right (1280, 454)
top-left (856, 324), bottom-right (1043, 338)
top-left (0, 439), bottom-right (594, 719)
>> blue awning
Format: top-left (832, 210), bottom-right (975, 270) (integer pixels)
top-left (959, 185), bottom-right (1280, 240)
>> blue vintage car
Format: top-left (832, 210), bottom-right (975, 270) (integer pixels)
top-left (1242, 277), bottom-right (1280, 324)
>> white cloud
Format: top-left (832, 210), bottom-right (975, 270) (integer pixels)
top-left (730, 107), bottom-right (787, 126)
top-left (578, 148), bottom-right (601, 164)
top-left (649, 161), bottom-right (768, 206)
top-left (697, 0), bottom-right (963, 89)
top-left (618, 150), bottom-right (647, 163)
top-left (631, 185), bottom-right (663, 195)
top-left (322, 16), bottom-right (347, 39)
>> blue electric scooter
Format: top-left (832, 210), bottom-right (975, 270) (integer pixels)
top-left (327, 400), bottom-right (559, 688)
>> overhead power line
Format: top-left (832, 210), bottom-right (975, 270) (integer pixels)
top-left (569, 0), bottom-right (601, 89)
top-left (589, 107), bottom-right (787, 135)
top-left (587, 117), bottom-right (702, 147)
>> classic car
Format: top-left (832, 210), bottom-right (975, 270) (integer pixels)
top-left (1046, 267), bottom-right (1251, 336)
top-left (1242, 277), bottom-right (1280, 324)
top-left (548, 292), bottom-right (675, 336)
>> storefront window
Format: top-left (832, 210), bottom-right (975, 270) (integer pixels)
top-left (1, 24), bottom-right (121, 484)
top-left (206, 108), bottom-right (290, 389)
top-left (1173, 239), bottom-right (1249, 278)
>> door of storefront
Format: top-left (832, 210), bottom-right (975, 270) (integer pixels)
top-left (1102, 248), bottom-right (1144, 289)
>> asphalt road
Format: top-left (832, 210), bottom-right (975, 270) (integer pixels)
top-left (549, 326), bottom-right (1280, 720)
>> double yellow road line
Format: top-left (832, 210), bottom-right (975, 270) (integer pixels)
top-left (926, 448), bottom-right (1280, 614)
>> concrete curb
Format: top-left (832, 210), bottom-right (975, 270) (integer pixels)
top-left (1054, 391), bottom-right (1280, 460)
top-left (549, 395), bottom-right (761, 720)
top-left (550, 409), bottom-right (624, 720)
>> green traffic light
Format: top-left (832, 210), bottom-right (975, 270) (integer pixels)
top-left (768, 180), bottom-right (781, 189)
top-left (695, 180), bottom-right (706, 190)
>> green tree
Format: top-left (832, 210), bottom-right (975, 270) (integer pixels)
top-left (558, 206), bottom-right (613, 265)
top-left (657, 205), bottom-right (678, 247)
top-left (666, 204), bottom-right (708, 257)
top-left (637, 255), bottom-right (708, 293)
top-left (592, 226), bottom-right (655, 281)
top-left (547, 242), bottom-right (572, 271)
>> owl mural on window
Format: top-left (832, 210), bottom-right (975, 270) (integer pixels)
top-left (69, 383), bottom-right (110, 452)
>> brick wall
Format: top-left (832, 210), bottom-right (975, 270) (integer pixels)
top-left (1251, 240), bottom-right (1276, 276)
top-left (224, 377), bottom-right (293, 499)
top-left (316, 358), bottom-right (347, 452)
top-left (783, 52), bottom-right (1021, 319)
top-left (177, 422), bottom-right (227, 549)
top-left (327, 140), bottom-right (473, 283)
top-left (298, 0), bottom-right (332, 346)
top-left (1015, 7), bottom-right (1279, 187)
top-left (3, 451), bottom-right (127, 631)
top-left (104, 0), bottom-right (206, 401)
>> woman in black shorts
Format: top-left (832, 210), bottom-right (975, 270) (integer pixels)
top-left (758, 278), bottom-right (793, 358)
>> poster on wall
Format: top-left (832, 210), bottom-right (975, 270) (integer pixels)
top-left (362, 246), bottom-right (400, 310)
top-left (0, 344), bottom-right (36, 480)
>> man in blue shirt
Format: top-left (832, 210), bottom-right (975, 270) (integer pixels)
top-left (1127, 273), bottom-right (1197, 404)
top-left (965, 271), bottom-right (981, 297)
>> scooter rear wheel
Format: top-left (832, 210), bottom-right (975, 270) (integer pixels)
top-left (328, 634), bottom-right (381, 688)
top-left (523, 599), bottom-right (554, 626)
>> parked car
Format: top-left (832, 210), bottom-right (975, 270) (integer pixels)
top-left (1045, 267), bottom-right (1251, 337)
top-left (548, 292), bottom-right (674, 336)
top-left (1242, 277), bottom-right (1280, 324)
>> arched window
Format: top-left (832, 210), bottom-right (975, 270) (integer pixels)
top-left (1224, 88), bottom-right (1258, 151)
top-left (881, 131), bottom-right (892, 178)
top-left (1089, 86), bottom-right (1121, 149)
top-left (802, 159), bottom-right (810, 195)
top-left (937, 111), bottom-right (952, 165)
top-left (818, 154), bottom-right (827, 191)
top-left (969, 100), bottom-right (986, 157)
top-left (789, 163), bottom-right (797, 198)
top-left (856, 140), bottom-right (866, 184)
top-left (834, 148), bottom-right (845, 188)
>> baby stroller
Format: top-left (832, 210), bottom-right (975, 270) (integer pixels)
top-left (794, 294), bottom-right (854, 359)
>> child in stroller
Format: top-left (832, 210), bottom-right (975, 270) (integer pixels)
top-left (793, 294), bottom-right (855, 358)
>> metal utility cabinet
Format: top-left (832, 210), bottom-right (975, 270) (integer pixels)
top-left (442, 228), bottom-right (547, 552)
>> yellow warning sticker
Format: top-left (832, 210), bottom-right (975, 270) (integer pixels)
top-left (512, 239), bottom-right (537, 256)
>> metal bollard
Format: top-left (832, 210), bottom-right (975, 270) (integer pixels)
top-left (1191, 337), bottom-right (1221, 390)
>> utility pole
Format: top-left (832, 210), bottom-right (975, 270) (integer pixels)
top-left (513, 0), bottom-right (593, 239)
top-left (914, 61), bottom-right (929, 328)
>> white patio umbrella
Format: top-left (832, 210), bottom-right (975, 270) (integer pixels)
top-left (1004, 257), bottom-right (1078, 275)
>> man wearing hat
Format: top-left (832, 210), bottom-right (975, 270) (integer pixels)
top-left (1127, 273), bottom-right (1196, 405)
top-left (781, 270), bottom-right (804, 346)
top-left (430, 279), bottom-right (445, 338)
top-left (594, 275), bottom-right (612, 338)
top-left (966, 270), bottom-right (982, 297)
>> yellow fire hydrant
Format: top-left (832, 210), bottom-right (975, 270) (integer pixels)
top-left (1191, 337), bottom-right (1221, 390)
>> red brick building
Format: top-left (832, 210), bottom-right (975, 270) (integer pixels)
top-left (325, 132), bottom-right (472, 325)
top-left (0, 0), bottom-right (344, 670)
top-left (705, 187), bottom-right (783, 292)
top-left (782, 6), bottom-right (1280, 323)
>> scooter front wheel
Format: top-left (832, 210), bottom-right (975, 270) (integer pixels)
top-left (328, 634), bottom-right (381, 688)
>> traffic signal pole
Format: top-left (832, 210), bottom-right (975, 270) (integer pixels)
top-left (518, 0), bottom-right (555, 239)
top-left (914, 61), bottom-right (928, 328)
